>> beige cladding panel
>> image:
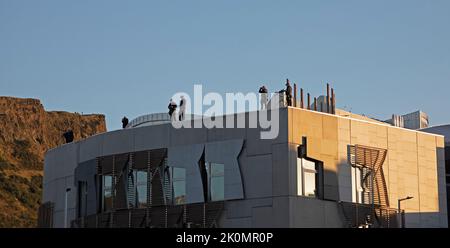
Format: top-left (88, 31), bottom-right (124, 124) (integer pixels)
top-left (289, 108), bottom-right (442, 218)
top-left (290, 108), bottom-right (340, 201)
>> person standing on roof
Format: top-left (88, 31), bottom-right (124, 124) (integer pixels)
top-left (122, 116), bottom-right (129, 128)
top-left (259, 85), bottom-right (268, 110)
top-left (285, 79), bottom-right (292, 107)
top-left (179, 96), bottom-right (186, 121)
top-left (63, 129), bottom-right (74, 143)
top-left (168, 99), bottom-right (178, 121)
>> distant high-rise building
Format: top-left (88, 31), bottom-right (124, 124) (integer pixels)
top-left (385, 110), bottom-right (429, 130)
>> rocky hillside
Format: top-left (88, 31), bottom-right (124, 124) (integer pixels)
top-left (0, 96), bottom-right (106, 227)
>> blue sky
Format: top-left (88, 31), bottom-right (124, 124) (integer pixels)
top-left (1, 0), bottom-right (449, 130)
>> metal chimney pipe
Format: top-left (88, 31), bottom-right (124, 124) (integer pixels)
top-left (314, 97), bottom-right (317, 111)
top-left (320, 101), bottom-right (324, 113)
top-left (307, 93), bottom-right (311, 110)
top-left (294, 83), bottom-right (297, 108)
top-left (327, 83), bottom-right (330, 113)
top-left (300, 88), bottom-right (304, 109)
top-left (331, 88), bottom-right (336, 114)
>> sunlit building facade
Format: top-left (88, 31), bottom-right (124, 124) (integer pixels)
top-left (39, 108), bottom-right (447, 228)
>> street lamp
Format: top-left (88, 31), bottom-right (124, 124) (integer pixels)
top-left (64, 187), bottom-right (71, 228)
top-left (398, 196), bottom-right (413, 228)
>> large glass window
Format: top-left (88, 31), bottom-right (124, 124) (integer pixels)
top-left (172, 167), bottom-right (186, 205)
top-left (303, 160), bottom-right (316, 197)
top-left (102, 175), bottom-right (113, 211)
top-left (299, 158), bottom-right (317, 197)
top-left (208, 163), bottom-right (225, 201)
top-left (297, 155), bottom-right (323, 198)
top-left (127, 169), bottom-right (148, 208)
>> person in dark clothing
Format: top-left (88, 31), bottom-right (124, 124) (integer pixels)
top-left (168, 99), bottom-right (177, 120)
top-left (285, 79), bottom-right (292, 106)
top-left (122, 116), bottom-right (129, 129)
top-left (63, 130), bottom-right (74, 143)
top-left (258, 85), bottom-right (268, 110)
top-left (179, 96), bottom-right (186, 121)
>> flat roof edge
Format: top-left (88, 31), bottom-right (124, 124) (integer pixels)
top-left (287, 107), bottom-right (445, 138)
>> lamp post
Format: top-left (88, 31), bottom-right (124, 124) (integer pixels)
top-left (64, 187), bottom-right (71, 228)
top-left (398, 196), bottom-right (413, 228)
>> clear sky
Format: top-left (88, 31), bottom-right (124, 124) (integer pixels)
top-left (1, 0), bottom-right (449, 130)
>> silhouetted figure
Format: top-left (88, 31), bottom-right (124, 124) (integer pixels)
top-left (122, 116), bottom-right (129, 129)
top-left (168, 99), bottom-right (177, 121)
top-left (259, 85), bottom-right (268, 110)
top-left (179, 96), bottom-right (186, 121)
top-left (63, 130), bottom-right (74, 143)
top-left (285, 80), bottom-right (292, 106)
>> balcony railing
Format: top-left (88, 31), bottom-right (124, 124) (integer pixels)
top-left (71, 201), bottom-right (224, 228)
top-left (339, 201), bottom-right (401, 228)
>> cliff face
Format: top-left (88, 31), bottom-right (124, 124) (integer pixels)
top-left (0, 96), bottom-right (106, 227)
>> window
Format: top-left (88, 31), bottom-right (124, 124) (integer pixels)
top-left (136, 170), bottom-right (148, 208)
top-left (208, 163), bottom-right (225, 201)
top-left (297, 140), bottom-right (323, 199)
top-left (78, 181), bottom-right (87, 217)
top-left (298, 158), bottom-right (318, 197)
top-left (172, 167), bottom-right (186, 205)
top-left (351, 166), bottom-right (372, 204)
top-left (102, 175), bottom-right (113, 211)
top-left (127, 169), bottom-right (148, 208)
top-left (351, 166), bottom-right (363, 203)
top-left (302, 159), bottom-right (316, 197)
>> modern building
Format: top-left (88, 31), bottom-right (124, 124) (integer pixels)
top-left (386, 110), bottom-right (429, 130)
top-left (38, 106), bottom-right (447, 228)
top-left (420, 124), bottom-right (450, 225)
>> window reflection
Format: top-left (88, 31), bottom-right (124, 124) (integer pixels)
top-left (127, 169), bottom-right (148, 208)
top-left (172, 167), bottom-right (186, 205)
top-left (103, 175), bottom-right (113, 211)
top-left (136, 170), bottom-right (148, 208)
top-left (209, 163), bottom-right (225, 201)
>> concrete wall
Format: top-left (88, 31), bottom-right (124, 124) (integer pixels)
top-left (43, 142), bottom-right (78, 228)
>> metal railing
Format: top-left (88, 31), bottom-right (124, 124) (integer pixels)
top-left (71, 201), bottom-right (224, 228)
top-left (339, 201), bottom-right (400, 228)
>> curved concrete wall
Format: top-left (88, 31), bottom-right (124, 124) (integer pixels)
top-left (43, 109), bottom-right (288, 227)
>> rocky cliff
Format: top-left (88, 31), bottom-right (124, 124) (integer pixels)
top-left (0, 96), bottom-right (106, 227)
